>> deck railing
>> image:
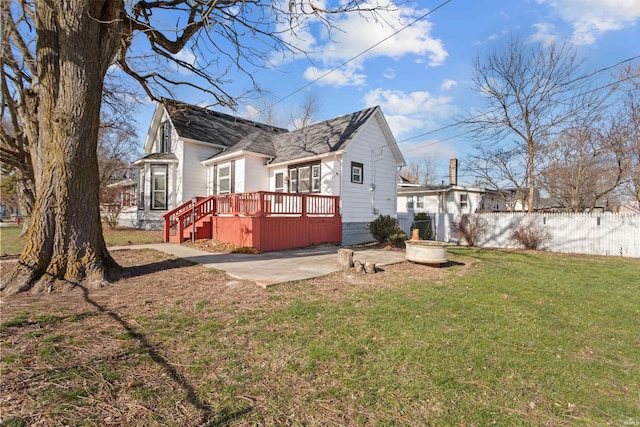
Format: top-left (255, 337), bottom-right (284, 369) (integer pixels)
top-left (163, 191), bottom-right (340, 242)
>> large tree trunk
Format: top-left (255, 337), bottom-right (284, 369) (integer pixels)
top-left (15, 168), bottom-right (35, 237)
top-left (1, 0), bottom-right (124, 294)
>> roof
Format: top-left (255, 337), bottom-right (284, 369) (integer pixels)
top-left (163, 100), bottom-right (287, 149)
top-left (134, 152), bottom-right (178, 164)
top-left (158, 101), bottom-right (398, 165)
top-left (270, 106), bottom-right (379, 163)
top-left (397, 184), bottom-right (492, 195)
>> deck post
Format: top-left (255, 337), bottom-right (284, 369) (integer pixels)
top-left (302, 194), bottom-right (307, 217)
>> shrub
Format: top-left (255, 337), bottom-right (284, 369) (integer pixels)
top-left (369, 215), bottom-right (406, 246)
top-left (454, 214), bottom-right (488, 246)
top-left (510, 222), bottom-right (552, 250)
top-left (389, 232), bottom-right (408, 248)
top-left (412, 213), bottom-right (434, 240)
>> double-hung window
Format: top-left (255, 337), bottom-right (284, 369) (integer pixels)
top-left (351, 162), bottom-right (363, 184)
top-left (150, 165), bottom-right (167, 210)
top-left (298, 166), bottom-right (311, 193)
top-left (158, 121), bottom-right (171, 153)
top-left (274, 172), bottom-right (285, 192)
top-left (289, 169), bottom-right (298, 192)
top-left (311, 164), bottom-right (321, 192)
top-left (460, 194), bottom-right (469, 210)
top-left (218, 164), bottom-right (231, 194)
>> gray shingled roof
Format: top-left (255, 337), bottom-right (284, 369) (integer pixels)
top-left (135, 152), bottom-right (178, 162)
top-left (164, 100), bottom-right (287, 149)
top-left (271, 106), bottom-right (378, 163)
top-left (163, 100), bottom-right (380, 163)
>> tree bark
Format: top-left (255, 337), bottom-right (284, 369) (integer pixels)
top-left (1, 0), bottom-right (124, 294)
top-left (337, 249), bottom-right (354, 270)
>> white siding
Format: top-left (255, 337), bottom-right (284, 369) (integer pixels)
top-left (320, 158), bottom-right (341, 195)
top-left (340, 120), bottom-right (398, 223)
top-left (178, 142), bottom-right (218, 205)
top-left (243, 156), bottom-right (270, 192)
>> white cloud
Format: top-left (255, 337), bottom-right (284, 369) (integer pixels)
top-left (440, 79), bottom-right (458, 91)
top-left (383, 68), bottom-right (396, 79)
top-left (363, 88), bottom-right (455, 137)
top-left (363, 88), bottom-right (453, 116)
top-left (384, 114), bottom-right (426, 137)
top-left (303, 64), bottom-right (367, 87)
top-left (398, 140), bottom-right (458, 167)
top-left (175, 48), bottom-right (197, 66)
top-left (537, 0), bottom-right (640, 45)
top-left (276, 1), bottom-right (448, 86)
top-left (315, 3), bottom-right (447, 66)
top-left (530, 22), bottom-right (558, 45)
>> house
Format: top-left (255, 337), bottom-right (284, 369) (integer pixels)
top-left (396, 158), bottom-right (509, 241)
top-left (116, 100), bottom-right (405, 249)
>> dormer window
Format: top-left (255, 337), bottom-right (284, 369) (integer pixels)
top-left (158, 121), bottom-right (171, 153)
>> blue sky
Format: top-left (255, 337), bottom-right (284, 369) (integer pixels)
top-left (131, 0), bottom-right (640, 184)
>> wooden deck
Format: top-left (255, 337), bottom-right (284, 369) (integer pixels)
top-left (163, 192), bottom-right (342, 251)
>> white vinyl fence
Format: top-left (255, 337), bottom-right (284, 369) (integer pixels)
top-left (397, 212), bottom-right (640, 258)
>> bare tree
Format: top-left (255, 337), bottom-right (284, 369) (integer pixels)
top-left (458, 34), bottom-right (606, 212)
top-left (614, 63), bottom-right (640, 205)
top-left (0, 0), bottom-right (389, 295)
top-left (463, 144), bottom-right (531, 211)
top-left (289, 93), bottom-right (322, 129)
top-left (539, 123), bottom-right (625, 212)
top-left (400, 155), bottom-right (437, 185)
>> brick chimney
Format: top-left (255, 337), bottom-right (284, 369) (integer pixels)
top-left (449, 157), bottom-right (458, 186)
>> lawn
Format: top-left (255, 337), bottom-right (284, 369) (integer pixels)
top-left (0, 224), bottom-right (163, 256)
top-left (1, 247), bottom-right (639, 426)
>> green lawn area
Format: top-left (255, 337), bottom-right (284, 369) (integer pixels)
top-left (1, 247), bottom-right (639, 425)
top-left (0, 224), bottom-right (163, 255)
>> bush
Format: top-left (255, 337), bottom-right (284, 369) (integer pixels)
top-left (412, 213), bottom-right (434, 240)
top-left (510, 222), bottom-right (552, 250)
top-left (454, 214), bottom-right (488, 246)
top-left (369, 215), bottom-right (406, 246)
top-left (389, 232), bottom-right (408, 248)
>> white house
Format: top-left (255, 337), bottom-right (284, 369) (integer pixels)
top-left (116, 100), bottom-right (405, 247)
top-left (396, 158), bottom-right (509, 241)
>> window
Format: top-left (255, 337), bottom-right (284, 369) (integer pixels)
top-left (460, 194), bottom-right (469, 210)
top-left (407, 195), bottom-right (424, 210)
top-left (158, 121), bottom-right (171, 153)
top-left (218, 164), bottom-right (231, 194)
top-left (138, 168), bottom-right (145, 210)
top-left (298, 166), bottom-right (311, 193)
top-left (312, 164), bottom-right (321, 192)
top-left (274, 172), bottom-right (285, 192)
top-left (289, 169), bottom-right (298, 192)
top-left (351, 162), bottom-right (363, 184)
top-left (288, 162), bottom-right (321, 193)
top-left (150, 165), bottom-right (167, 210)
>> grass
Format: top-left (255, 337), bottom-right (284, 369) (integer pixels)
top-left (1, 247), bottom-right (639, 426)
top-left (0, 224), bottom-right (163, 255)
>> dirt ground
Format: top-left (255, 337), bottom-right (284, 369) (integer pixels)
top-left (0, 248), bottom-right (464, 426)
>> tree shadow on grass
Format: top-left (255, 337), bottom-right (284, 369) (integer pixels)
top-left (76, 281), bottom-right (252, 426)
top-left (117, 257), bottom-right (197, 279)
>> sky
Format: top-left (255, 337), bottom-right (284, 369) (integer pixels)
top-left (130, 0), bottom-right (640, 185)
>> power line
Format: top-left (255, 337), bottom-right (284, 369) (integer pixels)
top-left (251, 0), bottom-right (454, 117)
top-left (397, 56), bottom-right (640, 153)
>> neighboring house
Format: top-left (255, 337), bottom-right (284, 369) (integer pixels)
top-left (117, 100), bottom-right (405, 248)
top-left (396, 158), bottom-right (509, 241)
top-left (397, 158), bottom-right (509, 216)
